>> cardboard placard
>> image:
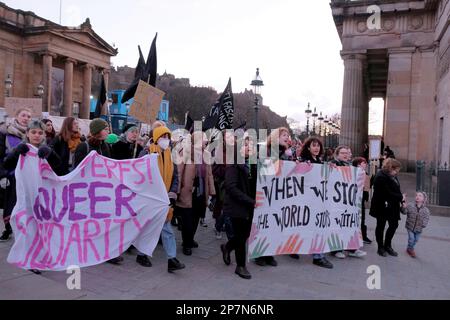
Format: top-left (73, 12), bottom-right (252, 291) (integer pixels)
top-left (129, 80), bottom-right (165, 125)
top-left (5, 97), bottom-right (43, 118)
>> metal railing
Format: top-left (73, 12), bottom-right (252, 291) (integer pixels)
top-left (416, 161), bottom-right (450, 206)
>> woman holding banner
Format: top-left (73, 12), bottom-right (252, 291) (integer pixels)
top-left (73, 119), bottom-right (123, 265)
top-left (292, 137), bottom-right (334, 269)
top-left (50, 117), bottom-right (82, 176)
top-left (220, 136), bottom-right (257, 279)
top-left (0, 108), bottom-right (32, 242)
top-left (370, 158), bottom-right (405, 257)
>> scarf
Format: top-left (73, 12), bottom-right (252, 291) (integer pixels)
top-left (6, 120), bottom-right (27, 140)
top-left (149, 143), bottom-right (174, 221)
top-left (68, 132), bottom-right (81, 152)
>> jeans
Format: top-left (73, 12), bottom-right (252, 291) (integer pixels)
top-left (407, 230), bottom-right (421, 249)
top-left (138, 222), bottom-right (177, 259)
top-left (215, 214), bottom-right (234, 240)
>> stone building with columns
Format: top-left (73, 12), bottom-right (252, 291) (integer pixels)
top-left (0, 2), bottom-right (117, 119)
top-left (331, 0), bottom-right (450, 171)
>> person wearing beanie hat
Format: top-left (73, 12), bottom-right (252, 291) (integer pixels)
top-left (111, 123), bottom-right (142, 160)
top-left (135, 125), bottom-right (185, 272)
top-left (401, 191), bottom-right (431, 258)
top-left (89, 118), bottom-right (109, 136)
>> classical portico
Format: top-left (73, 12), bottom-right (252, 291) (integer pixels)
top-left (0, 3), bottom-right (117, 119)
top-left (331, 0), bottom-right (449, 170)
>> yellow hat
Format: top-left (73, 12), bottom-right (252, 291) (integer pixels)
top-left (153, 126), bottom-right (171, 142)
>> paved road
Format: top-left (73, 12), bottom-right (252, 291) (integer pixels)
top-left (1, 207), bottom-right (449, 300)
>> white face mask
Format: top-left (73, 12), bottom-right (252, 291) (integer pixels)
top-left (158, 138), bottom-right (171, 150)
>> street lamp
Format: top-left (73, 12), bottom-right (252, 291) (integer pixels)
top-left (37, 83), bottom-right (44, 98)
top-left (5, 74), bottom-right (12, 97)
top-left (312, 107), bottom-right (318, 135)
top-left (323, 116), bottom-right (329, 147)
top-left (318, 112), bottom-right (324, 136)
top-left (250, 68), bottom-right (264, 139)
top-left (305, 103), bottom-right (312, 136)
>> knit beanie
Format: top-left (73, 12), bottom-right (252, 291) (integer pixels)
top-left (153, 126), bottom-right (171, 143)
top-left (90, 119), bottom-right (109, 136)
top-left (123, 123), bottom-right (138, 134)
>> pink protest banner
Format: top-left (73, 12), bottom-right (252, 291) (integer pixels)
top-left (7, 147), bottom-right (169, 271)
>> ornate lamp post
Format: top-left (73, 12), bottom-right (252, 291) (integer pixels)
top-left (250, 68), bottom-right (264, 139)
top-left (318, 112), bottom-right (324, 137)
top-left (312, 107), bottom-right (318, 135)
top-left (5, 74), bottom-right (12, 97)
top-left (305, 103), bottom-right (312, 136)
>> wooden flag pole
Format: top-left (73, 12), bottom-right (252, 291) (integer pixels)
top-left (133, 122), bottom-right (142, 158)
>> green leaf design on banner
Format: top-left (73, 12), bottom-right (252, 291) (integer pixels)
top-left (249, 237), bottom-right (270, 259)
top-left (327, 233), bottom-right (344, 251)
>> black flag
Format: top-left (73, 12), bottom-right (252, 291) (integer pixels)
top-left (203, 78), bottom-right (234, 131)
top-left (92, 75), bottom-right (106, 119)
top-left (185, 112), bottom-right (194, 133)
top-left (121, 33), bottom-right (158, 103)
top-left (134, 45), bottom-right (146, 80)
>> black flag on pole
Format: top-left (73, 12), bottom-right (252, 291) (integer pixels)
top-left (134, 45), bottom-right (146, 80)
top-left (92, 75), bottom-right (106, 119)
top-left (121, 33), bottom-right (158, 103)
top-left (203, 78), bottom-right (234, 131)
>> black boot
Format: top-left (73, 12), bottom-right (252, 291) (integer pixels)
top-left (385, 246), bottom-right (398, 257)
top-left (107, 256), bottom-right (124, 265)
top-left (377, 247), bottom-right (387, 257)
top-left (168, 258), bottom-right (185, 273)
top-left (0, 229), bottom-right (12, 242)
top-left (221, 244), bottom-right (231, 266)
top-left (235, 266), bottom-right (252, 280)
top-left (136, 255), bottom-right (152, 267)
top-left (313, 258), bottom-right (333, 269)
top-left (362, 225), bottom-right (372, 244)
top-left (289, 254), bottom-right (300, 260)
top-left (265, 256), bottom-right (278, 267)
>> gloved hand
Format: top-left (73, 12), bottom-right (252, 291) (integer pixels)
top-left (38, 145), bottom-right (52, 159)
top-left (16, 143), bottom-right (29, 156)
top-left (168, 192), bottom-right (178, 208)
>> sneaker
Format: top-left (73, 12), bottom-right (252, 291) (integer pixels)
top-left (136, 255), bottom-right (152, 267)
top-left (348, 249), bottom-right (367, 258)
top-left (168, 258), bottom-right (185, 272)
top-left (385, 247), bottom-right (398, 257)
top-left (215, 230), bottom-right (223, 240)
top-left (29, 269), bottom-right (42, 275)
top-left (334, 251), bottom-right (346, 259)
top-left (406, 248), bottom-right (416, 258)
top-left (235, 266), bottom-right (252, 280)
top-left (313, 258), bottom-right (334, 269)
top-left (377, 248), bottom-right (388, 257)
top-left (0, 229), bottom-right (12, 242)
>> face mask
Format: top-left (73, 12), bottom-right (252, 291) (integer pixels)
top-left (158, 138), bottom-right (170, 150)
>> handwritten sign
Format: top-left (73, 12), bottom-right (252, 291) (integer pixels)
top-left (248, 161), bottom-right (365, 258)
top-left (7, 149), bottom-right (169, 271)
top-left (129, 80), bottom-right (165, 125)
top-left (5, 98), bottom-right (42, 118)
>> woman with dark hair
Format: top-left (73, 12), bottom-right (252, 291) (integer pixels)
top-left (370, 158), bottom-right (405, 257)
top-left (41, 119), bottom-right (56, 145)
top-left (352, 157), bottom-right (372, 244)
top-left (49, 117), bottom-right (82, 175)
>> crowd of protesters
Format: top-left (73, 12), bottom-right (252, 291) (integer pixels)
top-left (0, 112), bottom-right (430, 280)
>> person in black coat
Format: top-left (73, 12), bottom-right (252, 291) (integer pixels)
top-left (370, 158), bottom-right (405, 257)
top-left (111, 124), bottom-right (143, 160)
top-left (221, 137), bottom-right (257, 279)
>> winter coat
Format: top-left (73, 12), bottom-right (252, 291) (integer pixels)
top-left (369, 170), bottom-right (403, 220)
top-left (223, 163), bottom-right (257, 220)
top-left (401, 204), bottom-right (431, 233)
top-left (176, 162), bottom-right (215, 208)
top-left (49, 136), bottom-right (72, 176)
top-left (111, 137), bottom-right (143, 160)
top-left (73, 140), bottom-right (112, 169)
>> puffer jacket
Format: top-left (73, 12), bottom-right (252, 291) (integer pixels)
top-left (401, 203), bottom-right (430, 233)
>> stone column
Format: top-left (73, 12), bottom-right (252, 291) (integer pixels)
top-left (81, 64), bottom-right (93, 119)
top-left (41, 52), bottom-right (57, 113)
top-left (63, 58), bottom-right (77, 117)
top-left (385, 48), bottom-right (414, 169)
top-left (339, 52), bottom-right (369, 156)
top-left (102, 68), bottom-right (110, 115)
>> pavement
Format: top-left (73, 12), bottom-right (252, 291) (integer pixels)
top-left (0, 174), bottom-right (449, 300)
